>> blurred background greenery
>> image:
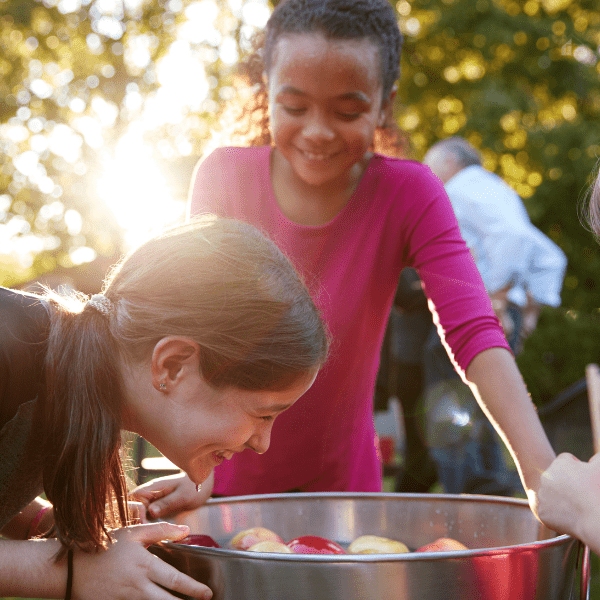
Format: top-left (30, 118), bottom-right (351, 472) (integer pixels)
top-left (1, 0), bottom-right (600, 597)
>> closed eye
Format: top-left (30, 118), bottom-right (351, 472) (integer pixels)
top-left (283, 106), bottom-right (306, 116)
top-left (336, 112), bottom-right (361, 121)
top-left (260, 415), bottom-right (274, 422)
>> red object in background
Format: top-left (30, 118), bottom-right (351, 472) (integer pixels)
top-left (178, 534), bottom-right (221, 548)
top-left (287, 535), bottom-right (346, 555)
top-left (379, 436), bottom-right (395, 465)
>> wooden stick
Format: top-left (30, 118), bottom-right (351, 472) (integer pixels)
top-left (586, 364), bottom-right (600, 454)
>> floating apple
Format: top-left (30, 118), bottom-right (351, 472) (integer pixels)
top-left (177, 534), bottom-right (221, 548)
top-left (230, 527), bottom-right (284, 551)
top-left (415, 537), bottom-right (469, 553)
top-left (247, 540), bottom-right (293, 553)
top-left (348, 534), bottom-right (409, 554)
top-left (287, 535), bottom-right (346, 555)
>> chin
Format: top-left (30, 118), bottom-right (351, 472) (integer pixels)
top-left (187, 456), bottom-right (214, 485)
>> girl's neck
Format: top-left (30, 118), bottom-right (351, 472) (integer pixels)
top-left (271, 149), bottom-right (372, 226)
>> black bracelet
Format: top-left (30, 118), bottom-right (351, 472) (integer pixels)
top-left (65, 548), bottom-right (74, 600)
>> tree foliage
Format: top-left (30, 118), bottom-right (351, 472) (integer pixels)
top-left (0, 0), bottom-right (266, 286)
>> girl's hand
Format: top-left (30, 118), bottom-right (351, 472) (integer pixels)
top-left (73, 522), bottom-right (212, 599)
top-left (130, 471), bottom-right (213, 522)
top-left (537, 452), bottom-right (600, 553)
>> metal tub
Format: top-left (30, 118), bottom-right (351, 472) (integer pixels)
top-left (150, 492), bottom-right (589, 600)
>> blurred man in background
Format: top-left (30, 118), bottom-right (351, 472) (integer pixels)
top-left (391, 137), bottom-right (567, 496)
top-left (423, 137), bottom-right (567, 354)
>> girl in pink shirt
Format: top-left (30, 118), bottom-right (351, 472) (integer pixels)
top-left (133, 0), bottom-right (555, 527)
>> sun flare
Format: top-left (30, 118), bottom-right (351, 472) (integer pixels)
top-left (97, 132), bottom-right (186, 249)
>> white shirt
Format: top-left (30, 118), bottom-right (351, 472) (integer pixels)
top-left (444, 165), bottom-right (567, 307)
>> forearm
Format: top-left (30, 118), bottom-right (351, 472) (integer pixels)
top-left (1, 497), bottom-right (54, 540)
top-left (465, 347), bottom-right (555, 503)
top-left (0, 538), bottom-right (66, 598)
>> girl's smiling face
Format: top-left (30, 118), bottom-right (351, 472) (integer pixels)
top-left (123, 337), bottom-right (319, 486)
top-left (267, 32), bottom-right (392, 195)
top-left (170, 369), bottom-right (319, 485)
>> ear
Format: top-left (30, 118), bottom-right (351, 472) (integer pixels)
top-left (151, 337), bottom-right (201, 392)
top-left (379, 85), bottom-right (397, 128)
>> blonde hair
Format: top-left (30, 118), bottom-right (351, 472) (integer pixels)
top-left (43, 216), bottom-right (328, 554)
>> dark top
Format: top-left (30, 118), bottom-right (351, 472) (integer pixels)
top-left (0, 287), bottom-right (50, 530)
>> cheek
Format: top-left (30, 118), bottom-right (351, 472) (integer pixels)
top-left (270, 111), bottom-right (292, 142)
top-left (344, 121), bottom-right (378, 150)
top-left (212, 415), bottom-right (255, 446)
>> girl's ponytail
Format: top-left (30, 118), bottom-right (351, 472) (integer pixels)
top-left (43, 295), bottom-right (129, 553)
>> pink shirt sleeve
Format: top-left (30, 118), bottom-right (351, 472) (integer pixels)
top-left (393, 162), bottom-right (510, 375)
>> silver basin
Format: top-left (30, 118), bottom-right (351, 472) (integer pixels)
top-left (150, 492), bottom-right (588, 600)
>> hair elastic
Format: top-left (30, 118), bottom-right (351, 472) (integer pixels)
top-left (87, 294), bottom-right (114, 317)
top-left (65, 548), bottom-right (74, 600)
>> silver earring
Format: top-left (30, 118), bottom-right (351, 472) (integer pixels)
top-left (159, 383), bottom-right (167, 390)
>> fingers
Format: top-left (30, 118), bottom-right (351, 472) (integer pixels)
top-left (144, 472), bottom-right (211, 520)
top-left (130, 473), bottom-right (194, 520)
top-left (146, 494), bottom-right (183, 520)
top-left (149, 555), bottom-right (213, 600)
top-left (123, 522), bottom-right (191, 547)
top-left (128, 501), bottom-right (147, 524)
top-left (130, 478), bottom-right (178, 505)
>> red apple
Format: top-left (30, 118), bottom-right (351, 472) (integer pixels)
top-left (230, 527), bottom-right (284, 551)
top-left (287, 535), bottom-right (346, 555)
top-left (247, 540), bottom-right (293, 553)
top-left (415, 537), bottom-right (469, 553)
top-left (177, 534), bottom-right (221, 548)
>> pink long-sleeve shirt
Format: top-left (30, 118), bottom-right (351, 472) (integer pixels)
top-left (189, 146), bottom-right (509, 494)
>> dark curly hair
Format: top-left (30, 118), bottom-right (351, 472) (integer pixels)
top-left (217, 0), bottom-right (408, 156)
top-left (265, 0), bottom-right (402, 99)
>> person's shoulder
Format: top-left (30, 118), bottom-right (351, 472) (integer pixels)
top-left (369, 154), bottom-right (446, 193)
top-left (372, 154), bottom-right (428, 174)
top-left (0, 287), bottom-right (44, 311)
top-left (197, 145), bottom-right (270, 169)
top-left (451, 165), bottom-right (508, 190)
top-left (0, 287), bottom-right (49, 344)
top-left (0, 286), bottom-right (47, 317)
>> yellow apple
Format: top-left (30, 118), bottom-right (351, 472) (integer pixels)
top-left (348, 534), bottom-right (410, 554)
top-left (230, 527), bottom-right (284, 550)
top-left (247, 540), bottom-right (293, 553)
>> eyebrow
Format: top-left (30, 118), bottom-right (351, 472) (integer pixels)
top-left (277, 86), bottom-right (371, 103)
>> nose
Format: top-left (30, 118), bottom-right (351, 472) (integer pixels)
top-left (302, 108), bottom-right (335, 143)
top-left (245, 422), bottom-right (273, 455)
